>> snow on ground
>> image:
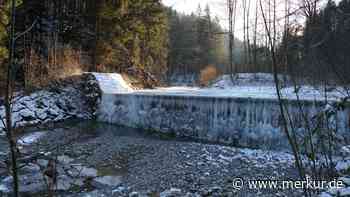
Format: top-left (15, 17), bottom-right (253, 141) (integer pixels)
top-left (212, 73), bottom-right (284, 87)
top-left (168, 74), bottom-right (198, 86)
top-left (92, 73), bottom-right (133, 94)
top-left (94, 72), bottom-right (348, 101)
top-left (208, 74), bottom-right (348, 101)
top-left (134, 85), bottom-right (346, 101)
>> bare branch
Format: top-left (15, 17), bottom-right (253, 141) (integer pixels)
top-left (15, 19), bottom-right (37, 41)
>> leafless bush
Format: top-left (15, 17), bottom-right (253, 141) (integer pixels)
top-left (24, 45), bottom-right (83, 90)
top-left (258, 1), bottom-right (349, 196)
top-left (59, 45), bottom-right (83, 78)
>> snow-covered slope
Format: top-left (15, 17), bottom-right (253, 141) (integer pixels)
top-left (0, 75), bottom-right (97, 135)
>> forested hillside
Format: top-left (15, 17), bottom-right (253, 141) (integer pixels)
top-left (0, 0), bottom-right (250, 87)
top-left (167, 6), bottom-right (227, 78)
top-left (0, 0), bottom-right (243, 88)
top-left (0, 0), bottom-right (168, 88)
top-left (1, 0), bottom-right (350, 88)
top-left (279, 0), bottom-right (350, 84)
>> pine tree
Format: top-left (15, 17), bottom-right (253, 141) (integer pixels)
top-left (0, 0), bottom-right (9, 69)
top-left (167, 5), bottom-right (226, 78)
top-left (96, 0), bottom-right (168, 78)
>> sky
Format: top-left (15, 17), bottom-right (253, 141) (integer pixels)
top-left (162, 0), bottom-right (288, 39)
top-left (162, 0), bottom-right (340, 40)
top-left (162, 0), bottom-right (223, 15)
top-left (162, 0), bottom-right (227, 25)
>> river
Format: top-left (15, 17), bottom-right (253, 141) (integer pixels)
top-left (0, 120), bottom-right (302, 196)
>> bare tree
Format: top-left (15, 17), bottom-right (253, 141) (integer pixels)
top-left (253, 0), bottom-right (259, 70)
top-left (245, 0), bottom-right (252, 67)
top-left (2, 1), bottom-right (38, 195)
top-left (3, 0), bottom-right (20, 196)
top-left (227, 0), bottom-right (237, 82)
top-left (258, 1), bottom-right (349, 196)
top-left (259, 1), bottom-right (309, 196)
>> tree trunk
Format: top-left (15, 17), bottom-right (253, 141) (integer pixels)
top-left (5, 0), bottom-right (20, 196)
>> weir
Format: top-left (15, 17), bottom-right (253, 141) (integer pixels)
top-left (94, 73), bottom-right (350, 150)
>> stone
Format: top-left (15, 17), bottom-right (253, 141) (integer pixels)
top-left (58, 155), bottom-right (74, 164)
top-left (200, 189), bottom-right (210, 196)
top-left (82, 190), bottom-right (107, 197)
top-left (36, 109), bottom-right (48, 121)
top-left (21, 163), bottom-right (41, 174)
top-left (20, 109), bottom-right (36, 121)
top-left (37, 159), bottom-right (49, 167)
top-left (129, 191), bottom-right (139, 197)
top-left (0, 173), bottom-right (46, 194)
top-left (56, 175), bottom-right (84, 191)
top-left (17, 132), bottom-right (46, 145)
top-left (48, 108), bottom-right (59, 117)
top-left (0, 165), bottom-right (81, 193)
top-left (112, 186), bottom-right (127, 196)
top-left (340, 146), bottom-right (350, 157)
top-left (93, 176), bottom-right (122, 187)
top-left (319, 192), bottom-right (333, 197)
top-left (69, 166), bottom-right (98, 178)
top-left (0, 183), bottom-right (10, 193)
top-left (328, 187), bottom-right (341, 195)
top-left (184, 192), bottom-right (201, 197)
top-left (336, 160), bottom-right (350, 173)
top-left (339, 177), bottom-right (350, 186)
top-left (209, 186), bottom-right (222, 192)
top-left (339, 187), bottom-right (350, 196)
top-left (12, 103), bottom-right (26, 112)
top-left (160, 188), bottom-right (182, 197)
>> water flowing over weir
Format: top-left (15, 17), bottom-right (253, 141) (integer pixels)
top-left (93, 73), bottom-right (350, 150)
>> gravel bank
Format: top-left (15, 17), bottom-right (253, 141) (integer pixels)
top-left (10, 121), bottom-right (306, 197)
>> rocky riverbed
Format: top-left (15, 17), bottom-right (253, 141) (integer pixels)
top-left (0, 121), bottom-right (349, 197)
top-left (0, 121), bottom-right (316, 197)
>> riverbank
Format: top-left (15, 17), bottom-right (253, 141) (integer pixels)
top-left (0, 121), bottom-right (304, 197)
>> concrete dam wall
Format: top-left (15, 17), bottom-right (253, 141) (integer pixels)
top-left (97, 93), bottom-right (349, 150)
top-left (93, 73), bottom-right (350, 150)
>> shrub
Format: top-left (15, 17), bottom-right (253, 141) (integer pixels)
top-left (199, 65), bottom-right (218, 86)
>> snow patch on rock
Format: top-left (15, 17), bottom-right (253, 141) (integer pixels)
top-left (0, 74), bottom-right (98, 135)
